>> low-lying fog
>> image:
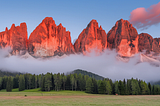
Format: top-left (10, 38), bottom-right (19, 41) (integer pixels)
top-left (0, 48), bottom-right (160, 82)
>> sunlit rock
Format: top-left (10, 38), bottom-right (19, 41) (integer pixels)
top-left (28, 17), bottom-right (75, 57)
top-left (74, 19), bottom-right (107, 55)
top-left (107, 19), bottom-right (139, 57)
top-left (0, 23), bottom-right (28, 55)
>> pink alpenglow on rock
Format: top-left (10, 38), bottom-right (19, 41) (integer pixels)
top-left (28, 17), bottom-right (75, 57)
top-left (74, 19), bottom-right (107, 55)
top-left (107, 19), bottom-right (139, 57)
top-left (0, 23), bottom-right (28, 55)
top-left (138, 33), bottom-right (153, 53)
top-left (152, 38), bottom-right (160, 54)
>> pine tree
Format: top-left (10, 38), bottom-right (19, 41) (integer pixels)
top-left (126, 79), bottom-right (131, 95)
top-left (85, 78), bottom-right (93, 93)
top-left (54, 73), bottom-right (61, 91)
top-left (28, 75), bottom-right (31, 89)
top-left (70, 74), bottom-right (75, 91)
top-left (35, 75), bottom-right (38, 88)
top-left (6, 76), bottom-right (12, 92)
top-left (118, 80), bottom-right (125, 95)
top-left (152, 85), bottom-right (155, 95)
top-left (24, 74), bottom-right (29, 89)
top-left (62, 73), bottom-right (66, 90)
top-left (140, 81), bottom-right (150, 95)
top-left (92, 79), bottom-right (98, 94)
top-left (82, 75), bottom-right (86, 91)
top-left (41, 77), bottom-right (45, 91)
top-left (19, 75), bottom-right (25, 91)
top-left (38, 74), bottom-right (42, 88)
top-left (123, 79), bottom-right (127, 95)
top-left (0, 77), bottom-right (2, 90)
top-left (45, 73), bottom-right (52, 91)
top-left (98, 80), bottom-right (106, 94)
top-left (114, 81), bottom-right (119, 95)
top-left (77, 74), bottom-right (86, 91)
top-left (156, 86), bottom-right (159, 95)
top-left (2, 76), bottom-right (8, 89)
top-left (65, 75), bottom-right (71, 90)
top-left (109, 79), bottom-right (113, 95)
top-left (106, 80), bottom-right (112, 95)
top-left (51, 73), bottom-right (55, 90)
top-left (158, 87), bottom-right (160, 95)
top-left (13, 75), bottom-right (19, 88)
top-left (153, 85), bottom-right (159, 95)
top-left (74, 73), bottom-right (77, 91)
top-left (31, 74), bottom-right (35, 89)
top-left (148, 82), bottom-right (151, 95)
top-left (77, 74), bottom-right (81, 90)
top-left (131, 79), bottom-right (140, 95)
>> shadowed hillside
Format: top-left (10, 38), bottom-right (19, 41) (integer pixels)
top-left (71, 69), bottom-right (104, 80)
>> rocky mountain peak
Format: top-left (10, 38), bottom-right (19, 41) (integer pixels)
top-left (28, 17), bottom-right (74, 57)
top-left (107, 19), bottom-right (138, 57)
top-left (74, 19), bottom-right (107, 55)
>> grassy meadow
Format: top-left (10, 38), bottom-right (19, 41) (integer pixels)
top-left (0, 88), bottom-right (160, 106)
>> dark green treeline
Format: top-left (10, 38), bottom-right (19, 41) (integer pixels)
top-left (0, 72), bottom-right (160, 95)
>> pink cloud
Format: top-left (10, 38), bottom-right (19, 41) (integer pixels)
top-left (129, 2), bottom-right (160, 29)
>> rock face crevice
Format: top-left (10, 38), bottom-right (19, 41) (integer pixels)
top-left (28, 17), bottom-right (75, 57)
top-left (74, 19), bottom-right (107, 55)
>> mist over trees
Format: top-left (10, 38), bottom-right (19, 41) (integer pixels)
top-left (0, 70), bottom-right (160, 95)
top-left (0, 70), bottom-right (22, 77)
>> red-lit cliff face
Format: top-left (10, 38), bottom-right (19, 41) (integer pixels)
top-left (74, 20), bottom-right (107, 55)
top-left (138, 33), bottom-right (153, 53)
top-left (28, 17), bottom-right (74, 57)
top-left (0, 23), bottom-right (28, 55)
top-left (0, 17), bottom-right (160, 58)
top-left (138, 33), bottom-right (160, 54)
top-left (152, 38), bottom-right (160, 54)
top-left (107, 19), bottom-right (139, 57)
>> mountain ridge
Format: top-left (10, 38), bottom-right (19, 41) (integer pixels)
top-left (0, 17), bottom-right (159, 58)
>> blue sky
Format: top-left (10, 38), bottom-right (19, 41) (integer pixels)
top-left (0, 0), bottom-right (160, 42)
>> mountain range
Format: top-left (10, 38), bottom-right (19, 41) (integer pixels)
top-left (0, 17), bottom-right (160, 58)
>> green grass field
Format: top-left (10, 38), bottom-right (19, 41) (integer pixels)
top-left (0, 88), bottom-right (160, 106)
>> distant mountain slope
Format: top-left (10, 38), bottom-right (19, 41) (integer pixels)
top-left (150, 81), bottom-right (160, 85)
top-left (71, 69), bottom-right (104, 80)
top-left (0, 70), bottom-right (22, 77)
